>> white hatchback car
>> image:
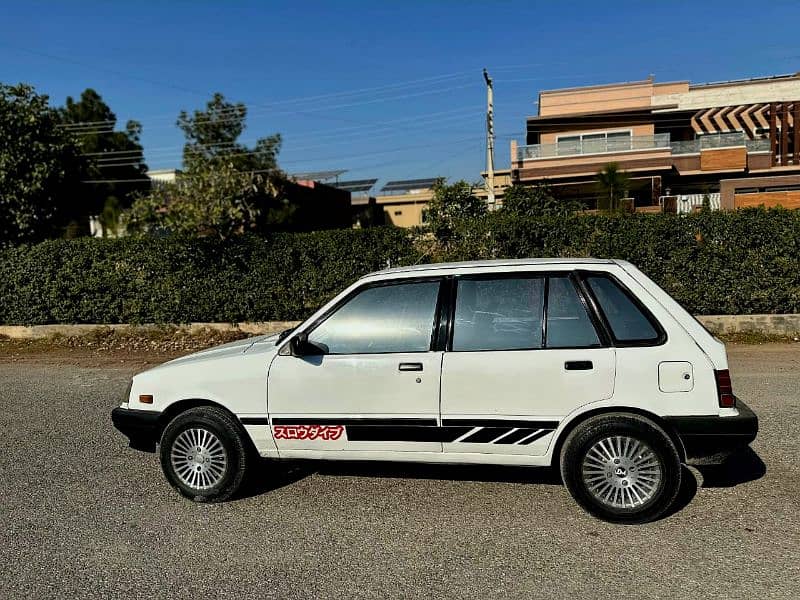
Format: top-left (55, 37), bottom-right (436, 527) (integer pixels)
top-left (113, 259), bottom-right (757, 523)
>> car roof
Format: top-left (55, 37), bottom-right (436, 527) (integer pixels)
top-left (365, 257), bottom-right (619, 278)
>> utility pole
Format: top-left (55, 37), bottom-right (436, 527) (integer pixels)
top-left (483, 68), bottom-right (495, 210)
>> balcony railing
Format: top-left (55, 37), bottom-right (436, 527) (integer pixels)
top-left (519, 131), bottom-right (772, 160)
top-left (671, 132), bottom-right (755, 154)
top-left (517, 134), bottom-right (671, 160)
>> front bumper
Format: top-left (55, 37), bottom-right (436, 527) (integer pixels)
top-left (665, 399), bottom-right (759, 463)
top-left (111, 407), bottom-right (161, 452)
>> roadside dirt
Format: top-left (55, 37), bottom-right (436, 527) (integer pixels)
top-left (0, 326), bottom-right (253, 368)
top-left (0, 326), bottom-right (796, 369)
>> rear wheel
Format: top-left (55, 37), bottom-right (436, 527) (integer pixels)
top-left (560, 413), bottom-right (682, 524)
top-left (160, 406), bottom-right (250, 502)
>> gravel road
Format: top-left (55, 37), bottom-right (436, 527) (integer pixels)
top-left (1, 344), bottom-right (798, 599)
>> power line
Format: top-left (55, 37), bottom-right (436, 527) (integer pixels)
top-left (79, 108), bottom-right (485, 162)
top-left (81, 133), bottom-right (500, 184)
top-left (60, 79), bottom-right (482, 134)
top-left (50, 61), bottom-right (583, 133)
top-left (52, 62), bottom-right (564, 129)
top-left (87, 122), bottom-right (485, 169)
top-left (79, 106), bottom-right (479, 158)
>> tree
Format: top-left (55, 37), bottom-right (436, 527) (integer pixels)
top-left (501, 183), bottom-right (583, 217)
top-left (123, 159), bottom-right (273, 239)
top-left (425, 179), bottom-right (487, 240)
top-left (595, 163), bottom-right (630, 212)
top-left (124, 92), bottom-right (288, 238)
top-left (60, 89), bottom-right (150, 217)
top-left (177, 92), bottom-right (282, 173)
top-left (0, 83), bottom-right (86, 245)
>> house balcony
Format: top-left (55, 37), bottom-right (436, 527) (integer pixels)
top-left (513, 132), bottom-right (781, 182)
top-left (514, 134), bottom-right (674, 180)
top-left (516, 134), bottom-right (671, 161)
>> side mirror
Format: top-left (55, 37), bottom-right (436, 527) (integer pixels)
top-left (290, 331), bottom-right (321, 356)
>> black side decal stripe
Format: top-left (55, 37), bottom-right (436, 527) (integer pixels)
top-left (461, 427), bottom-right (513, 443)
top-left (442, 418), bottom-right (559, 429)
top-left (272, 417), bottom-right (437, 427)
top-left (267, 418), bottom-right (558, 444)
top-left (493, 428), bottom-right (538, 444)
top-left (346, 426), bottom-right (473, 443)
top-left (518, 429), bottom-right (552, 445)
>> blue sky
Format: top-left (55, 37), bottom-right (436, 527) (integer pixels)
top-left (2, 0), bottom-right (799, 187)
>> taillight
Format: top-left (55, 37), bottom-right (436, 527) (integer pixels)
top-left (715, 369), bottom-right (736, 408)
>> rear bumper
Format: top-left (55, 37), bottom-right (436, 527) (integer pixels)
top-left (111, 407), bottom-right (161, 452)
top-left (665, 399), bottom-right (758, 463)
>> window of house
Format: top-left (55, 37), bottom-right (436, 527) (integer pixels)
top-left (581, 133), bottom-right (606, 154)
top-left (556, 130), bottom-right (632, 155)
top-left (308, 281), bottom-right (440, 354)
top-left (607, 131), bottom-right (633, 151)
top-left (556, 135), bottom-right (581, 156)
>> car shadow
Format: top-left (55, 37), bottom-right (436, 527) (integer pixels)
top-left (693, 447), bottom-right (766, 488)
top-left (235, 460), bottom-right (312, 499)
top-left (236, 448), bottom-right (766, 512)
top-left (312, 460), bottom-right (564, 486)
top-left (237, 459), bottom-right (562, 500)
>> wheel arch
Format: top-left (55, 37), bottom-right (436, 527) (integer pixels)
top-left (549, 406), bottom-right (687, 468)
top-left (158, 398), bottom-right (258, 456)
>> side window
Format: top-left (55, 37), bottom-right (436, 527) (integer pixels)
top-left (586, 275), bottom-right (660, 343)
top-left (308, 281), bottom-right (440, 354)
top-left (546, 277), bottom-right (601, 348)
top-left (453, 277), bottom-right (545, 351)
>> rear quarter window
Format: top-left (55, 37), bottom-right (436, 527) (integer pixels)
top-left (585, 275), bottom-right (663, 345)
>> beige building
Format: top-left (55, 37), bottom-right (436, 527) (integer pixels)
top-left (374, 178), bottom-right (438, 227)
top-left (511, 73), bottom-right (800, 210)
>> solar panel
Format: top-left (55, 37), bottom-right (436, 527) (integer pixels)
top-left (380, 177), bottom-right (439, 192)
top-left (333, 178), bottom-right (378, 193)
top-left (291, 169), bottom-right (348, 181)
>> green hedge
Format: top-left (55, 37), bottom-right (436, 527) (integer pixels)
top-left (0, 227), bottom-right (416, 325)
top-left (440, 208), bottom-right (800, 315)
top-left (1, 209), bottom-right (798, 324)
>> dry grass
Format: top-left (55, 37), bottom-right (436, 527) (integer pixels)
top-left (0, 326), bottom-right (796, 367)
top-left (0, 326), bottom-right (253, 366)
top-left (716, 331), bottom-right (800, 345)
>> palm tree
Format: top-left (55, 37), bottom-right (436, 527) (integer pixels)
top-left (595, 163), bottom-right (630, 212)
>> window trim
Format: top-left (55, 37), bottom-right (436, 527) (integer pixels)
top-left (302, 276), bottom-right (446, 356)
top-left (576, 270), bottom-right (667, 347)
top-left (446, 272), bottom-right (610, 353)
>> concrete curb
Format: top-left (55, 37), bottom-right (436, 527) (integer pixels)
top-left (1, 315), bottom-right (800, 339)
top-left (0, 321), bottom-right (301, 340)
top-left (696, 314), bottom-right (800, 336)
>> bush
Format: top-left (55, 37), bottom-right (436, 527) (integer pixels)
top-left (0, 209), bottom-right (798, 324)
top-left (0, 227), bottom-right (416, 325)
top-left (438, 208), bottom-right (800, 315)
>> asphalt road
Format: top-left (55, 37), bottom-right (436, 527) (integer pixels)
top-left (1, 345), bottom-right (798, 599)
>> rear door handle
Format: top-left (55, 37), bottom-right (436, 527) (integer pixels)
top-left (565, 360), bottom-right (593, 371)
top-left (399, 362), bottom-right (423, 372)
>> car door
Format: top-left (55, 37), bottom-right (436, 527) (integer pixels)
top-left (267, 277), bottom-right (445, 455)
top-left (440, 272), bottom-right (616, 456)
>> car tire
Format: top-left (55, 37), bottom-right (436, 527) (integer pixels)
top-left (159, 406), bottom-right (250, 502)
top-left (560, 413), bottom-right (682, 524)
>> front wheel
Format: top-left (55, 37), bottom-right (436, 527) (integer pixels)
top-left (160, 406), bottom-right (250, 502)
top-left (560, 413), bottom-right (682, 524)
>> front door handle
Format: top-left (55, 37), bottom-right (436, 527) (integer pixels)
top-left (565, 360), bottom-right (593, 371)
top-left (399, 362), bottom-right (423, 372)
